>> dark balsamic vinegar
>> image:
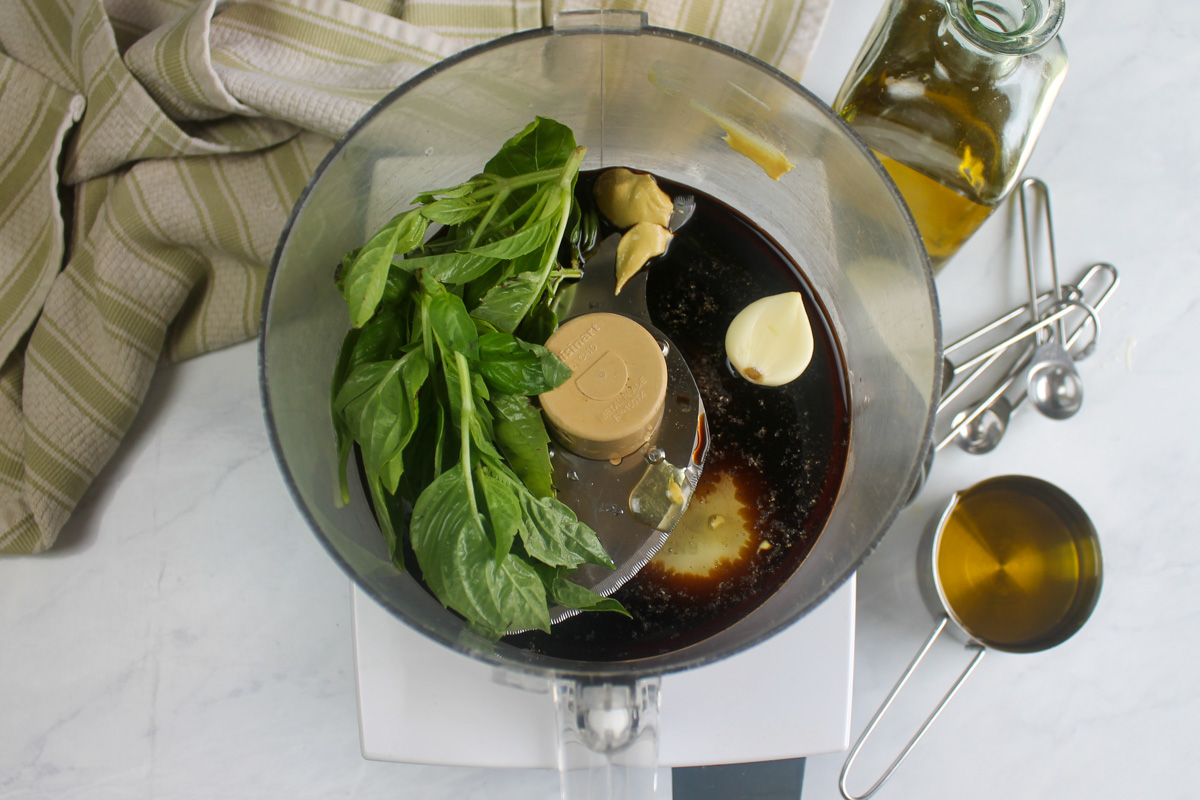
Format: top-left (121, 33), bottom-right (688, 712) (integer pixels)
top-left (505, 175), bottom-right (851, 661)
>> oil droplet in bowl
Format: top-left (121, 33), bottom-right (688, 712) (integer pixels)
top-left (650, 470), bottom-right (759, 587)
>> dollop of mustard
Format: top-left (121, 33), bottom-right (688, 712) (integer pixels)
top-left (615, 221), bottom-right (672, 294)
top-left (593, 168), bottom-right (674, 229)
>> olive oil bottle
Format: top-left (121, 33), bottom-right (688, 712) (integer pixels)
top-left (835, 0), bottom-right (1068, 270)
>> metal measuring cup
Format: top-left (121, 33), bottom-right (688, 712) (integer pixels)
top-left (840, 475), bottom-right (1103, 800)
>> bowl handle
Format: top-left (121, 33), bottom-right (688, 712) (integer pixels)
top-left (553, 676), bottom-right (662, 799)
top-left (839, 617), bottom-right (987, 800)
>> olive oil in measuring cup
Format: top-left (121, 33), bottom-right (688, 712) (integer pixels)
top-left (835, 0), bottom-right (1068, 270)
top-left (935, 476), bottom-right (1100, 649)
top-left (841, 475), bottom-right (1101, 798)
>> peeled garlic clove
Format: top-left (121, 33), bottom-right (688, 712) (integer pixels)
top-left (594, 168), bottom-right (674, 229)
top-left (725, 292), bottom-right (814, 386)
top-left (615, 222), bottom-right (672, 294)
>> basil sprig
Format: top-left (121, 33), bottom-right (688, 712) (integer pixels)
top-left (331, 118), bottom-right (627, 639)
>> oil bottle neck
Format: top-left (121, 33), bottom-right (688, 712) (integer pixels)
top-left (944, 0), bottom-right (1064, 56)
top-left (934, 0), bottom-right (1063, 80)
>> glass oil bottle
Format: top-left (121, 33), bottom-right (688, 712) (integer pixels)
top-left (835, 0), bottom-right (1068, 270)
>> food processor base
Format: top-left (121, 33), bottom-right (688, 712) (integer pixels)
top-left (352, 576), bottom-right (854, 768)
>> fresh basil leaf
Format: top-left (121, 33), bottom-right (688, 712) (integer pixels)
top-left (485, 117), bottom-right (577, 179)
top-left (395, 251), bottom-right (500, 285)
top-left (477, 465), bottom-right (521, 565)
top-left (337, 350), bottom-right (429, 494)
top-left (469, 208), bottom-right (567, 331)
top-left (410, 467), bottom-right (491, 616)
top-left (381, 446), bottom-right (406, 494)
top-left (493, 555), bottom-right (553, 635)
top-left (332, 362), bottom-right (381, 417)
top-left (331, 328), bottom-right (362, 505)
top-left (410, 466), bottom-right (551, 634)
top-left (350, 306), bottom-right (409, 366)
top-left (468, 379), bottom-right (501, 462)
top-left (438, 345), bottom-right (465, 433)
top-left (476, 331), bottom-right (570, 395)
top-left (398, 393), bottom-right (445, 506)
top-left (426, 280), bottom-right (479, 358)
top-left (489, 393), bottom-right (555, 499)
top-left (550, 573), bottom-right (630, 616)
top-left (334, 247), bottom-right (360, 294)
top-left (331, 329), bottom-right (362, 401)
top-left (420, 196), bottom-right (488, 225)
top-left (466, 215), bottom-right (557, 261)
top-left (470, 271), bottom-right (544, 333)
top-left (381, 265), bottom-right (416, 306)
top-left (471, 371), bottom-right (492, 406)
top-left (539, 345), bottom-right (572, 388)
top-left (515, 295), bottom-right (558, 346)
top-left (368, 475), bottom-right (406, 570)
top-left (463, 259), bottom-right (513, 310)
top-left (515, 492), bottom-right (614, 570)
top-left (412, 178), bottom-right (487, 205)
top-left (341, 210), bottom-right (428, 327)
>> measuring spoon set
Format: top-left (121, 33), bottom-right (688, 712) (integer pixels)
top-left (935, 178), bottom-right (1119, 457)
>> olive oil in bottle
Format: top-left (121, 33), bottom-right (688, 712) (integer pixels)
top-left (835, 0), bottom-right (1068, 270)
top-left (872, 152), bottom-right (997, 268)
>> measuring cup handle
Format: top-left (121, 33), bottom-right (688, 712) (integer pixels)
top-left (838, 617), bottom-right (987, 800)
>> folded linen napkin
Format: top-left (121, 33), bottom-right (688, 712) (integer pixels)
top-left (0, 0), bottom-right (830, 555)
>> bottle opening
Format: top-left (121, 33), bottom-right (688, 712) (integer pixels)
top-left (974, 4), bottom-right (1018, 34)
top-left (949, 0), bottom-right (1064, 54)
top-left (976, 0), bottom-right (1034, 34)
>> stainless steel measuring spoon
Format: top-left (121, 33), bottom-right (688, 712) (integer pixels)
top-left (1020, 178), bottom-right (1085, 420)
top-left (936, 299), bottom-right (1099, 452)
top-left (938, 261), bottom-right (1113, 418)
top-left (910, 261), bottom-right (1114, 500)
top-left (941, 262), bottom-right (1117, 454)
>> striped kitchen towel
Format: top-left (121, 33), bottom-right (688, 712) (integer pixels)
top-left (0, 0), bottom-right (831, 555)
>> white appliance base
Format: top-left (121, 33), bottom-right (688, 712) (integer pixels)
top-left (353, 576), bottom-right (854, 768)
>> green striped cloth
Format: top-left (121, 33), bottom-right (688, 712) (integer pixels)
top-left (0, 0), bottom-right (830, 555)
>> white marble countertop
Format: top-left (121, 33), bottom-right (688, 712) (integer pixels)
top-left (3, 0), bottom-right (1197, 797)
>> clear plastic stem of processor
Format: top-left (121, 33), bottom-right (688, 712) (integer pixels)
top-left (553, 676), bottom-right (662, 800)
top-left (545, 12), bottom-right (665, 800)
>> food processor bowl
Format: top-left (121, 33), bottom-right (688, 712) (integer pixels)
top-left (260, 10), bottom-right (939, 797)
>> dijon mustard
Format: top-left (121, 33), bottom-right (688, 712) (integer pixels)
top-left (615, 221), bottom-right (672, 294)
top-left (593, 168), bottom-right (674, 229)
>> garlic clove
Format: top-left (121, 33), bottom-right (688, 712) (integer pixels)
top-left (594, 168), bottom-right (674, 229)
top-left (724, 292), bottom-right (814, 386)
top-left (615, 222), bottom-right (672, 294)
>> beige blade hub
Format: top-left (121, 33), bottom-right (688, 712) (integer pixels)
top-left (540, 312), bottom-right (668, 461)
